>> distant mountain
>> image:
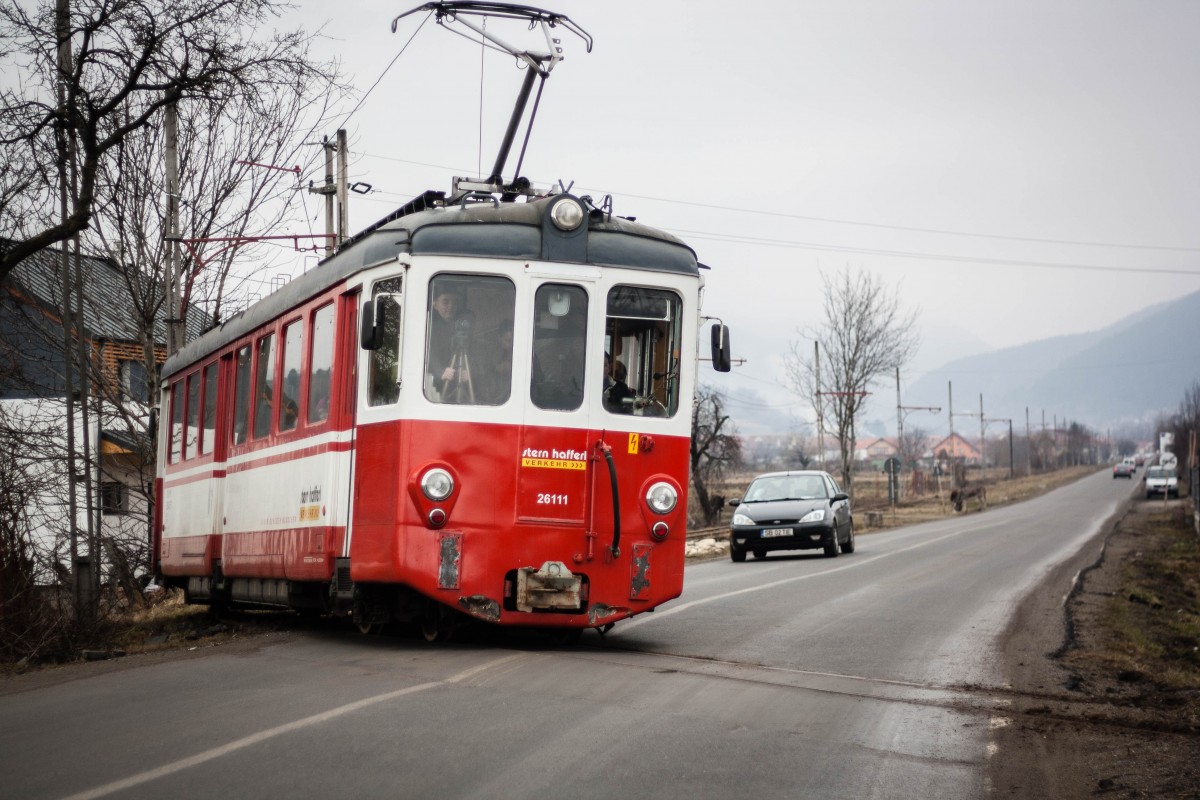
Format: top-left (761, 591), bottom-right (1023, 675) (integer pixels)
top-left (902, 290), bottom-right (1200, 429)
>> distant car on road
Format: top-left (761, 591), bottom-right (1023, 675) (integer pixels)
top-left (1113, 462), bottom-right (1135, 479)
top-left (1145, 466), bottom-right (1178, 498)
top-left (728, 470), bottom-right (853, 561)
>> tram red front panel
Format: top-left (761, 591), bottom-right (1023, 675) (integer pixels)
top-left (515, 428), bottom-right (590, 523)
top-left (349, 418), bottom-right (690, 625)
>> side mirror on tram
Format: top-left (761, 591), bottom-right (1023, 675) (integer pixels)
top-left (360, 301), bottom-right (381, 350)
top-left (710, 323), bottom-right (732, 372)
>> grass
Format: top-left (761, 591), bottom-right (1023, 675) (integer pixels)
top-left (1091, 509), bottom-right (1200, 692)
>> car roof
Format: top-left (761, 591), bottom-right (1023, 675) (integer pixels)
top-left (750, 470), bottom-right (830, 479)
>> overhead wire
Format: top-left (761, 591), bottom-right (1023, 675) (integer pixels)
top-left (352, 151), bottom-right (1200, 255)
top-left (665, 227), bottom-right (1200, 277)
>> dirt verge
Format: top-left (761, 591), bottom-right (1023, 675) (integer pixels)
top-left (990, 497), bottom-right (1200, 798)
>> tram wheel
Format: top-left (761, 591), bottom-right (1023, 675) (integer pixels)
top-left (421, 603), bottom-right (453, 643)
top-left (356, 621), bottom-right (384, 636)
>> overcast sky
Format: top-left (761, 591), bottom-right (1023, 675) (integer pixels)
top-left (285, 0), bottom-right (1200, 432)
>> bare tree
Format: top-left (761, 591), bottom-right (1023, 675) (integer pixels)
top-left (0, 0), bottom-right (338, 653)
top-left (897, 423), bottom-right (928, 470)
top-left (0, 0), bottom-right (330, 284)
top-left (785, 269), bottom-right (919, 498)
top-left (690, 387), bottom-right (742, 525)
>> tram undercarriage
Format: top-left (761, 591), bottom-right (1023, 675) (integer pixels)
top-left (177, 556), bottom-right (613, 643)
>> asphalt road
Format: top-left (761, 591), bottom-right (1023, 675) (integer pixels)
top-left (0, 470), bottom-right (1137, 800)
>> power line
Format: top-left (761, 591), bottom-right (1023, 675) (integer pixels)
top-left (667, 227), bottom-right (1200, 277)
top-left (593, 190), bottom-right (1200, 254)
top-left (353, 150), bottom-right (1200, 254)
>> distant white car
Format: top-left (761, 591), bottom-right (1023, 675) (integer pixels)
top-left (1145, 466), bottom-right (1178, 499)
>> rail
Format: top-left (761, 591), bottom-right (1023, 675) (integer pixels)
top-left (686, 526), bottom-right (728, 543)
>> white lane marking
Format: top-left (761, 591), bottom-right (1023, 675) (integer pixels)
top-left (59, 654), bottom-right (527, 800)
top-left (619, 522), bottom-right (1005, 632)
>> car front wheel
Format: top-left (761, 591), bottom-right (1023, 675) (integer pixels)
top-left (841, 523), bottom-right (855, 554)
top-left (824, 532), bottom-right (839, 558)
top-left (730, 546), bottom-right (746, 563)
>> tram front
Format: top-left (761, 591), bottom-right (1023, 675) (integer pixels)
top-left (349, 192), bottom-right (730, 638)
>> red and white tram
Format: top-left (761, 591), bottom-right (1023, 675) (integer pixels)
top-left (155, 189), bottom-right (731, 639)
top-left (155, 2), bottom-right (731, 639)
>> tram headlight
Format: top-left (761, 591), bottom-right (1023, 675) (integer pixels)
top-left (420, 468), bottom-right (455, 502)
top-left (645, 481), bottom-right (678, 515)
top-left (549, 198), bottom-right (584, 231)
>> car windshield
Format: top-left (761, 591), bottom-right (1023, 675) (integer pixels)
top-left (1148, 467), bottom-right (1173, 478)
top-left (743, 475), bottom-right (827, 502)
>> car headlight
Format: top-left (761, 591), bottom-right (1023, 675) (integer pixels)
top-left (731, 513), bottom-right (755, 526)
top-left (420, 468), bottom-right (454, 502)
top-left (800, 509), bottom-right (826, 523)
top-left (645, 482), bottom-right (678, 514)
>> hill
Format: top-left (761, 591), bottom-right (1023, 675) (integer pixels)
top-left (902, 289), bottom-right (1200, 428)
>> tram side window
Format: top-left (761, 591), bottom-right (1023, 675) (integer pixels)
top-left (279, 320), bottom-right (302, 432)
top-left (232, 345), bottom-right (251, 445)
top-left (201, 362), bottom-right (217, 455)
top-left (308, 303), bottom-right (334, 423)
top-left (368, 277), bottom-right (403, 406)
top-left (184, 371), bottom-right (200, 459)
top-left (604, 286), bottom-right (682, 417)
top-left (253, 333), bottom-right (276, 439)
top-left (169, 382), bottom-right (183, 463)
top-left (424, 274), bottom-right (516, 406)
top-left (531, 284), bottom-right (588, 412)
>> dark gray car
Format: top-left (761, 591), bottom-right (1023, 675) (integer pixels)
top-left (728, 470), bottom-right (854, 562)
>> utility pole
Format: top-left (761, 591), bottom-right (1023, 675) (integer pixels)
top-left (1025, 406), bottom-right (1031, 476)
top-left (896, 366), bottom-right (939, 497)
top-left (312, 136), bottom-right (336, 258)
top-left (337, 129), bottom-right (349, 246)
top-left (948, 381), bottom-right (955, 487)
top-left (980, 394), bottom-right (985, 471)
top-left (56, 0), bottom-right (82, 613)
top-left (164, 95), bottom-right (183, 354)
top-left (815, 341), bottom-right (824, 470)
top-left (307, 130), bottom-right (350, 258)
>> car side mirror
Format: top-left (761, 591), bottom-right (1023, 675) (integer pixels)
top-left (832, 492), bottom-right (849, 502)
top-left (727, 496), bottom-right (741, 506)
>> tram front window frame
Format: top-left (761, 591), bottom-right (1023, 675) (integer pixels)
top-left (604, 285), bottom-right (683, 418)
top-left (423, 273), bottom-right (516, 407)
top-left (530, 283), bottom-right (589, 412)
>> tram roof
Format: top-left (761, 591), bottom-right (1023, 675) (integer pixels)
top-left (163, 192), bottom-right (699, 379)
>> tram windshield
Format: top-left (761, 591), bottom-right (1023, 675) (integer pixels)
top-left (604, 286), bottom-right (682, 417)
top-left (424, 274), bottom-right (516, 405)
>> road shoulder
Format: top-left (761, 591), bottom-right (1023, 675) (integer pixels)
top-left (990, 498), bottom-right (1200, 798)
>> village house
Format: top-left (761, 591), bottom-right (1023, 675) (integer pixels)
top-left (1, 242), bottom-right (204, 581)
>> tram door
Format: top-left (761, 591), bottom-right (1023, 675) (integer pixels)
top-left (347, 277), bottom-right (404, 573)
top-left (337, 290), bottom-right (360, 558)
top-left (516, 281), bottom-right (593, 527)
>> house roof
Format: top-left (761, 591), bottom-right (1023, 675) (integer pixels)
top-left (930, 433), bottom-right (982, 457)
top-left (2, 240), bottom-right (205, 344)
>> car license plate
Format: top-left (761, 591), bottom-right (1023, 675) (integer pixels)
top-left (761, 527), bottom-right (791, 538)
